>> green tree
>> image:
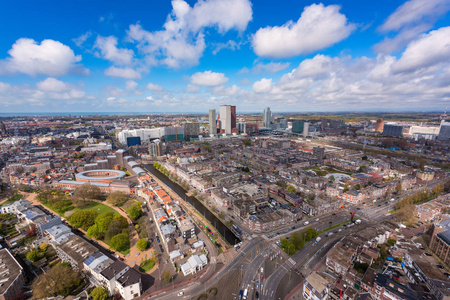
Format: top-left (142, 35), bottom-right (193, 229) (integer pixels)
top-left (291, 232), bottom-right (303, 250)
top-left (105, 219), bottom-right (127, 244)
top-left (68, 210), bottom-right (98, 231)
top-left (287, 185), bottom-right (296, 194)
top-left (163, 271), bottom-right (171, 283)
top-left (128, 204), bottom-right (142, 220)
top-left (110, 233), bottom-right (129, 252)
top-left (26, 249), bottom-right (40, 262)
top-left (395, 182), bottom-right (402, 194)
top-left (95, 212), bottom-right (115, 233)
top-left (90, 287), bottom-right (109, 300)
top-left (87, 224), bottom-right (103, 239)
top-left (355, 184), bottom-right (361, 190)
top-left (73, 183), bottom-right (101, 207)
top-left (328, 175), bottom-right (335, 182)
top-left (136, 238), bottom-right (149, 251)
top-left (107, 191), bottom-right (129, 206)
top-left (32, 264), bottom-right (82, 298)
top-left (343, 181), bottom-right (350, 193)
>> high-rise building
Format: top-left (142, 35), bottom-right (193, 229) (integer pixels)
top-left (303, 121), bottom-right (310, 137)
top-left (165, 126), bottom-right (184, 141)
top-left (375, 118), bottom-right (384, 133)
top-left (382, 124), bottom-right (403, 137)
top-left (292, 121), bottom-right (304, 133)
top-left (438, 121), bottom-right (450, 141)
top-left (149, 140), bottom-right (162, 157)
top-left (263, 107), bottom-right (272, 128)
top-left (208, 109), bottom-right (216, 136)
top-left (219, 105), bottom-right (232, 134)
top-left (184, 122), bottom-right (200, 141)
top-left (231, 106), bottom-right (236, 130)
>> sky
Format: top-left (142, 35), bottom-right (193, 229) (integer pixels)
top-left (1, 0), bottom-right (450, 113)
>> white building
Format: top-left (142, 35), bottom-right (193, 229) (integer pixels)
top-left (99, 260), bottom-right (142, 300)
top-left (180, 254), bottom-right (208, 276)
top-left (117, 128), bottom-right (165, 145)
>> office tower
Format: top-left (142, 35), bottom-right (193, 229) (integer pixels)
top-left (231, 106), bottom-right (236, 130)
top-left (303, 121), bottom-right (310, 137)
top-left (149, 140), bottom-right (162, 157)
top-left (438, 120), bottom-right (450, 141)
top-left (263, 107), bottom-right (272, 128)
top-left (165, 126), bottom-right (184, 141)
top-left (382, 124), bottom-right (403, 137)
top-left (184, 122), bottom-right (200, 141)
top-left (219, 105), bottom-right (232, 134)
top-left (292, 121), bottom-right (304, 133)
top-left (375, 118), bottom-right (384, 133)
top-left (277, 117), bottom-right (287, 130)
top-left (208, 109), bottom-right (216, 136)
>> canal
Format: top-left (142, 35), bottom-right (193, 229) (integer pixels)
top-left (144, 164), bottom-right (240, 246)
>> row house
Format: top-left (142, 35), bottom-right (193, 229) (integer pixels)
top-left (244, 208), bottom-right (301, 233)
top-left (342, 190), bottom-right (364, 204)
top-left (191, 176), bottom-right (213, 192)
top-left (210, 189), bottom-right (235, 207)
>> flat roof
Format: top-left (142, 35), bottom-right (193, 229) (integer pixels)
top-left (76, 169), bottom-right (126, 181)
top-left (0, 249), bottom-right (23, 296)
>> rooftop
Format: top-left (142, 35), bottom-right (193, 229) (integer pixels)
top-left (0, 249), bottom-right (23, 296)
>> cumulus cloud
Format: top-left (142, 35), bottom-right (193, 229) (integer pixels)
top-left (251, 62), bottom-right (290, 74)
top-left (393, 26), bottom-right (450, 73)
top-left (252, 78), bottom-right (272, 93)
top-left (94, 35), bottom-right (134, 65)
top-left (252, 4), bottom-right (355, 58)
top-left (146, 83), bottom-right (165, 93)
top-left (375, 0), bottom-right (450, 53)
top-left (183, 84), bottom-right (201, 93)
top-left (127, 0), bottom-right (252, 68)
top-left (125, 80), bottom-right (138, 91)
top-left (210, 85), bottom-right (240, 96)
top-left (104, 66), bottom-right (141, 79)
top-left (190, 71), bottom-right (228, 86)
top-left (0, 38), bottom-right (88, 76)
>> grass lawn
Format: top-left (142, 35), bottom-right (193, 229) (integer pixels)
top-left (139, 259), bottom-right (156, 272)
top-left (315, 170), bottom-right (329, 177)
top-left (324, 166), bottom-right (353, 175)
top-left (69, 201), bottom-right (117, 216)
top-left (119, 248), bottom-right (131, 256)
top-left (318, 218), bottom-right (360, 234)
top-left (1, 194), bottom-right (23, 205)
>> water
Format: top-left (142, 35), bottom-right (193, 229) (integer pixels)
top-left (144, 164), bottom-right (240, 246)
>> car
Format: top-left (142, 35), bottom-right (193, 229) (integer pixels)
top-left (261, 282), bottom-right (264, 289)
top-left (315, 218), bottom-right (320, 221)
top-left (292, 226), bottom-right (295, 230)
top-left (437, 265), bottom-right (444, 269)
top-left (150, 238), bottom-right (154, 242)
top-left (332, 213), bottom-right (336, 216)
top-left (256, 282), bottom-right (259, 289)
top-left (261, 274), bottom-right (264, 281)
top-left (356, 207), bottom-right (360, 210)
top-left (166, 259), bottom-right (169, 264)
top-left (177, 292), bottom-right (184, 296)
top-left (378, 204), bottom-right (381, 207)
top-left (334, 231), bottom-right (338, 233)
top-left (255, 291), bottom-right (259, 298)
top-left (338, 229), bottom-right (342, 232)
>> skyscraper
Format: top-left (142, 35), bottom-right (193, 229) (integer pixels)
top-left (263, 107), bottom-right (272, 128)
top-left (208, 109), bottom-right (216, 136)
top-left (219, 105), bottom-right (234, 135)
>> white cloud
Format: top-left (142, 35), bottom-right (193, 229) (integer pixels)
top-left (252, 4), bottom-right (355, 58)
top-left (0, 38), bottom-right (87, 76)
top-left (94, 35), bottom-right (134, 65)
top-left (127, 0), bottom-right (252, 68)
top-left (379, 0), bottom-right (450, 32)
top-left (210, 85), bottom-right (240, 96)
top-left (252, 78), bottom-right (272, 93)
top-left (73, 31), bottom-right (92, 47)
top-left (146, 83), bottom-right (165, 92)
top-left (375, 0), bottom-right (450, 53)
top-left (184, 84), bottom-right (201, 93)
top-left (393, 26), bottom-right (450, 73)
top-left (191, 71), bottom-right (228, 86)
top-left (251, 62), bottom-right (290, 74)
top-left (125, 80), bottom-right (138, 91)
top-left (104, 66), bottom-right (141, 79)
top-left (212, 40), bottom-right (243, 55)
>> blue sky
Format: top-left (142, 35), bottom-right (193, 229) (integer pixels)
top-left (1, 0), bottom-right (450, 113)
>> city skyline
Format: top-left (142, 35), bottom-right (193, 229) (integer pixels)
top-left (1, 0), bottom-right (450, 113)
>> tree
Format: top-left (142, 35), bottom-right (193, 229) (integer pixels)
top-left (110, 233), bottom-right (130, 252)
top-left (128, 204), bottom-right (143, 220)
top-left (26, 249), bottom-right (40, 262)
top-left (163, 271), bottom-right (171, 283)
top-left (107, 191), bottom-right (129, 206)
top-left (287, 185), bottom-right (296, 194)
top-left (418, 159), bottom-right (425, 170)
top-left (68, 210), bottom-right (98, 231)
top-left (291, 232), bottom-right (302, 250)
top-left (105, 219), bottom-right (127, 244)
top-left (395, 182), bottom-right (402, 194)
top-left (32, 263), bottom-right (82, 298)
top-left (90, 287), bottom-right (109, 300)
top-left (136, 238), bottom-right (149, 251)
top-left (74, 183), bottom-right (101, 207)
top-left (343, 181), bottom-right (350, 193)
top-left (87, 224), bottom-right (103, 239)
top-left (95, 212), bottom-right (115, 233)
top-left (355, 184), bottom-right (361, 190)
top-left (328, 175), bottom-right (335, 182)
top-left (39, 243), bottom-right (48, 252)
